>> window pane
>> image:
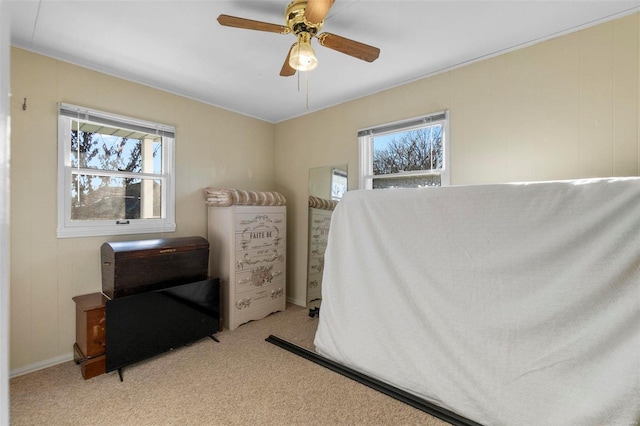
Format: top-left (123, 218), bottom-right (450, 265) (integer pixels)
top-left (71, 174), bottom-right (162, 220)
top-left (373, 174), bottom-right (441, 189)
top-left (70, 124), bottom-right (162, 173)
top-left (372, 125), bottom-right (443, 176)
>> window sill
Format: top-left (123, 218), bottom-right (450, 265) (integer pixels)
top-left (56, 222), bottom-right (176, 239)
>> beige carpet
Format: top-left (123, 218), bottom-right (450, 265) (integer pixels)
top-left (10, 304), bottom-right (448, 425)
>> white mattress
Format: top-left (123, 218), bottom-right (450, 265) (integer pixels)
top-left (314, 178), bottom-right (640, 425)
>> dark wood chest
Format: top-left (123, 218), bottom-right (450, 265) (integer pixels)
top-left (101, 236), bottom-right (209, 298)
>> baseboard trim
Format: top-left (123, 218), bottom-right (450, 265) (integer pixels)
top-left (265, 335), bottom-right (482, 426)
top-left (9, 352), bottom-right (73, 379)
top-left (286, 296), bottom-right (305, 307)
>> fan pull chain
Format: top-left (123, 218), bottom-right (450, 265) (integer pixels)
top-left (306, 71), bottom-right (310, 109)
top-left (296, 71), bottom-right (310, 109)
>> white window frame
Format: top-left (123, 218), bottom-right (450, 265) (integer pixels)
top-left (57, 103), bottom-right (176, 238)
top-left (358, 110), bottom-right (450, 190)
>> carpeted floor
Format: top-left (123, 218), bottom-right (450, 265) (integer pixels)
top-left (10, 303), bottom-right (448, 425)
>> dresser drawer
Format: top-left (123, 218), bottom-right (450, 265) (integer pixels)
top-left (307, 256), bottom-right (325, 276)
top-left (234, 282), bottom-right (284, 309)
top-left (235, 212), bottom-right (285, 230)
top-left (233, 283), bottom-right (286, 324)
top-left (234, 230), bottom-right (285, 252)
top-left (235, 262), bottom-right (285, 293)
top-left (75, 351), bottom-right (105, 380)
top-left (235, 214), bottom-right (285, 252)
top-left (307, 272), bottom-right (322, 302)
top-left (235, 248), bottom-right (285, 271)
top-left (72, 292), bottom-right (107, 358)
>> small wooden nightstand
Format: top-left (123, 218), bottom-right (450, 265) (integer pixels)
top-left (72, 292), bottom-right (107, 379)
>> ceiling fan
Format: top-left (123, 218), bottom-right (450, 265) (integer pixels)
top-left (217, 0), bottom-right (380, 76)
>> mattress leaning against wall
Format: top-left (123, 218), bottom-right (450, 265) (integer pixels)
top-left (314, 177), bottom-right (640, 426)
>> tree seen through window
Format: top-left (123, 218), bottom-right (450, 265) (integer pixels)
top-left (70, 127), bottom-right (162, 220)
top-left (372, 125), bottom-right (443, 188)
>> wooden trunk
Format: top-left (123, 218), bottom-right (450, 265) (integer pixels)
top-left (101, 236), bottom-right (209, 299)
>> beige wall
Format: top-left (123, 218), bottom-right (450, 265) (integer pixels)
top-left (9, 13), bottom-right (640, 373)
top-left (274, 13), bottom-right (640, 309)
top-left (9, 47), bottom-right (275, 372)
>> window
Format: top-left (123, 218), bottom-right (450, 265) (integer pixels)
top-left (359, 111), bottom-right (449, 189)
top-left (57, 103), bottom-right (176, 238)
top-left (331, 167), bottom-right (347, 201)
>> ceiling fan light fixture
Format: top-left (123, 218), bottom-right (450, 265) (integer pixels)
top-left (289, 32), bottom-right (318, 71)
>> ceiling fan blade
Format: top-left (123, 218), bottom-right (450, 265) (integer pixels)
top-left (217, 14), bottom-right (290, 34)
top-left (304, 0), bottom-right (335, 25)
top-left (317, 33), bottom-right (380, 62)
top-left (280, 45), bottom-right (297, 77)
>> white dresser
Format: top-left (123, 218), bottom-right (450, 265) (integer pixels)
top-left (205, 189), bottom-right (286, 330)
top-left (307, 208), bottom-right (332, 303)
top-left (306, 196), bottom-right (337, 304)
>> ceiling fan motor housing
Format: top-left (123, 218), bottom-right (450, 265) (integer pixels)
top-left (286, 0), bottom-right (324, 36)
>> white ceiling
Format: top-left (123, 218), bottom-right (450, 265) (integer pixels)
top-left (7, 0), bottom-right (640, 123)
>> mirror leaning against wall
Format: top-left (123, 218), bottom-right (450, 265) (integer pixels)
top-left (307, 165), bottom-right (347, 307)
